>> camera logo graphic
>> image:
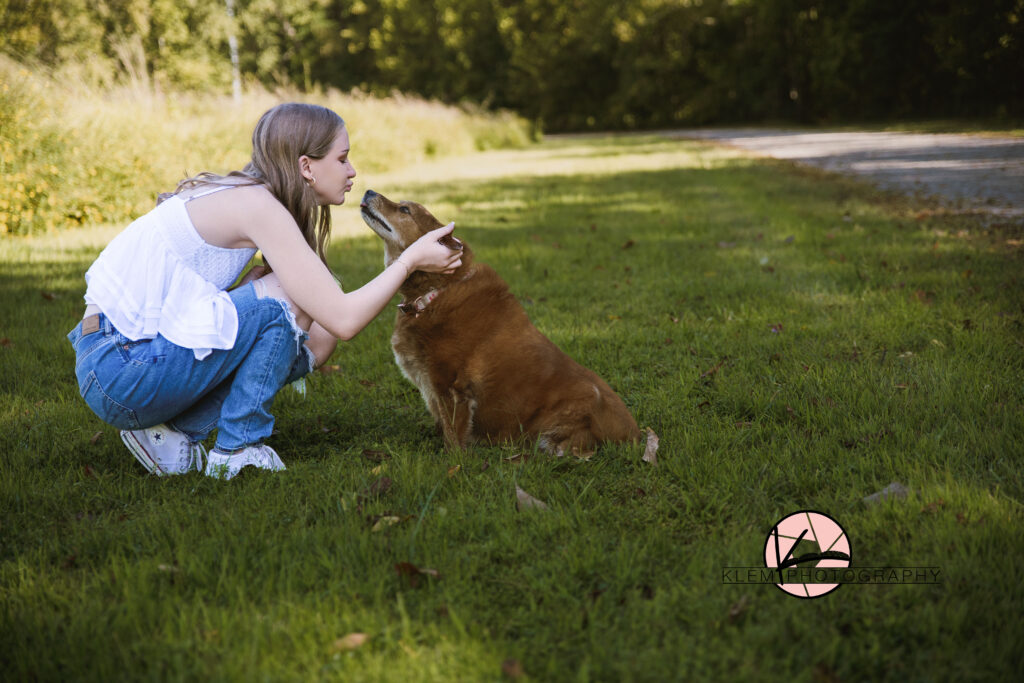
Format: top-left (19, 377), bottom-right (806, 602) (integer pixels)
top-left (764, 510), bottom-right (851, 599)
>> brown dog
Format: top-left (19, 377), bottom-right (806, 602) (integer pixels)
top-left (360, 189), bottom-right (644, 457)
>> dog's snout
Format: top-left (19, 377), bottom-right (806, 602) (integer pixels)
top-left (361, 189), bottom-right (378, 207)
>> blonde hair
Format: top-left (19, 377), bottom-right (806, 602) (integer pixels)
top-left (162, 102), bottom-right (345, 265)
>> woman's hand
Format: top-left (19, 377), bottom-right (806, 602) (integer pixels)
top-left (401, 222), bottom-right (463, 274)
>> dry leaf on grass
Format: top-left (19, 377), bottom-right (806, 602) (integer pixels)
top-left (502, 658), bottom-right (525, 678)
top-left (394, 562), bottom-right (441, 588)
top-left (361, 449), bottom-right (390, 463)
top-left (515, 486), bottom-right (548, 511)
top-left (863, 481), bottom-right (910, 507)
top-left (642, 428), bottom-right (659, 465)
top-left (701, 358), bottom-right (725, 378)
top-left (332, 632), bottom-right (369, 652)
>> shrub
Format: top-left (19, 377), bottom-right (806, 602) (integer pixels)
top-left (0, 58), bottom-right (530, 236)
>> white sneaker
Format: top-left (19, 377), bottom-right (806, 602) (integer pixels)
top-left (120, 424), bottom-right (207, 476)
top-left (204, 444), bottom-right (286, 480)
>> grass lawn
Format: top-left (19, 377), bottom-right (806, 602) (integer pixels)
top-left (2, 134), bottom-right (1022, 681)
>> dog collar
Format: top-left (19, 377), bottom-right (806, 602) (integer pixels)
top-left (397, 267), bottom-right (475, 318)
top-left (398, 289), bottom-right (440, 317)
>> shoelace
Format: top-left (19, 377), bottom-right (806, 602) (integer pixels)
top-left (253, 445), bottom-right (276, 468)
top-left (177, 441), bottom-right (207, 472)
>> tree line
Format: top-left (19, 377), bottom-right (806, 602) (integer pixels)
top-left (3, 0), bottom-right (1022, 131)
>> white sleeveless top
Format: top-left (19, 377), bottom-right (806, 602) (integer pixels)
top-left (84, 185), bottom-right (257, 360)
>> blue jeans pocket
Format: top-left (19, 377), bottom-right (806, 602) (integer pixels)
top-left (80, 370), bottom-right (141, 430)
top-left (114, 332), bottom-right (164, 366)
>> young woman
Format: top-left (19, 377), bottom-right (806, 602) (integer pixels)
top-left (67, 102), bottom-right (462, 479)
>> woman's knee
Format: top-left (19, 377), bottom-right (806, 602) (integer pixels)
top-left (254, 273), bottom-right (312, 331)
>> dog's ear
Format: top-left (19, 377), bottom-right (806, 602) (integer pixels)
top-left (438, 234), bottom-right (463, 251)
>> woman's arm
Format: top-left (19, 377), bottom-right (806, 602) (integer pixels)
top-left (241, 191), bottom-right (461, 341)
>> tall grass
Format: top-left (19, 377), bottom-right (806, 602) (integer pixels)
top-left (0, 56), bottom-right (530, 236)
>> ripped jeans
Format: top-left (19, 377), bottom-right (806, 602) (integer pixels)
top-left (66, 283), bottom-right (314, 453)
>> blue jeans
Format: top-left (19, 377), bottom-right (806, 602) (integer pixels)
top-left (67, 283), bottom-right (314, 452)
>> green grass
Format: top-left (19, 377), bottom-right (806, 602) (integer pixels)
top-left (2, 135), bottom-right (1023, 681)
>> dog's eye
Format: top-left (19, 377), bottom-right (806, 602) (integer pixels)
top-left (399, 206), bottom-right (411, 215)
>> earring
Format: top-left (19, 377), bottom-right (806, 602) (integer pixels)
top-left (309, 176), bottom-right (317, 185)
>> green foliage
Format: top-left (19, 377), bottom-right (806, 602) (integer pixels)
top-left (0, 58), bottom-right (528, 236)
top-left (1, 134), bottom-right (1022, 679)
top-left (4, 0), bottom-right (1021, 131)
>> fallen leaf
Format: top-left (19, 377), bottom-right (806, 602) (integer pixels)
top-left (83, 465), bottom-right (97, 478)
top-left (502, 659), bottom-right (524, 679)
top-left (727, 595), bottom-right (750, 624)
top-left (370, 516), bottom-right (402, 532)
top-left (911, 290), bottom-right (935, 305)
top-left (394, 562), bottom-right (441, 588)
top-left (701, 359), bottom-right (725, 378)
top-left (358, 379), bottom-right (376, 388)
top-left (0, 337), bottom-right (12, 348)
top-left (358, 477), bottom-right (393, 503)
top-left (362, 449), bottom-right (390, 462)
top-left (863, 481), bottom-right (910, 507)
top-left (515, 486), bottom-right (549, 511)
top-left (89, 431), bottom-right (103, 445)
top-left (317, 364), bottom-right (342, 374)
top-left (642, 428), bottom-right (659, 465)
top-left (41, 291), bottom-right (57, 301)
top-left (157, 564), bottom-right (179, 573)
top-left (370, 464), bottom-right (387, 476)
top-left (447, 464), bottom-right (461, 478)
top-left (332, 632), bottom-right (369, 652)
top-left (921, 499), bottom-right (945, 514)
top-left (621, 239), bottom-right (635, 250)
top-left (480, 460), bottom-right (491, 472)
top-left (505, 453), bottom-right (532, 464)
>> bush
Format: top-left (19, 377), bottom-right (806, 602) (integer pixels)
top-left (0, 57), bottom-right (530, 236)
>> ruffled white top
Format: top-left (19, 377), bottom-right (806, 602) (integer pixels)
top-left (84, 185), bottom-right (256, 360)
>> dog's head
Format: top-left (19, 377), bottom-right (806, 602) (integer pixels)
top-left (360, 189), bottom-right (464, 265)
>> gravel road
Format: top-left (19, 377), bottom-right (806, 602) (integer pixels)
top-left (671, 129), bottom-right (1024, 221)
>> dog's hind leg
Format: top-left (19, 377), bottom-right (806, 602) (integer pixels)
top-left (436, 385), bottom-right (477, 450)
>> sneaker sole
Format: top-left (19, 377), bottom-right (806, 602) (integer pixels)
top-left (120, 431), bottom-right (168, 476)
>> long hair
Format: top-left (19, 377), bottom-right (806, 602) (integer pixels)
top-left (162, 103), bottom-right (345, 266)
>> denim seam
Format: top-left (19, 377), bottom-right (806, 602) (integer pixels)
top-left (243, 311), bottom-right (288, 446)
top-left (220, 299), bottom-right (292, 451)
top-left (75, 334), bottom-right (114, 366)
top-left (83, 370), bottom-right (140, 429)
